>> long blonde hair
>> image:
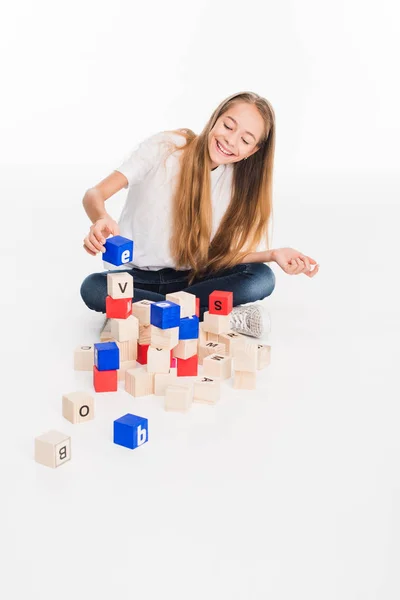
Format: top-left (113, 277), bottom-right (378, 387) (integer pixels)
top-left (165, 91), bottom-right (275, 284)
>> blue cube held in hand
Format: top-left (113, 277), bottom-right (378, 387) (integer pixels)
top-left (103, 235), bottom-right (134, 266)
top-left (113, 413), bottom-right (148, 450)
top-left (179, 315), bottom-right (199, 340)
top-left (94, 341), bottom-right (120, 371)
top-left (150, 301), bottom-right (180, 329)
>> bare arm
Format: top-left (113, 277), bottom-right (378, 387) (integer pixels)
top-left (238, 250), bottom-right (276, 264)
top-left (82, 170), bottom-right (128, 223)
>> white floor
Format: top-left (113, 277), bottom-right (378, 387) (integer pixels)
top-left (1, 168), bottom-right (399, 599)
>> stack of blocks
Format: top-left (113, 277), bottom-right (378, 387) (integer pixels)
top-left (35, 235), bottom-right (272, 466)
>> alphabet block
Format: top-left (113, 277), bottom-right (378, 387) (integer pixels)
top-left (125, 368), bottom-right (154, 396)
top-left (139, 324), bottom-right (151, 344)
top-left (209, 290), bottom-right (233, 315)
top-left (103, 235), bottom-right (134, 266)
top-left (218, 330), bottom-right (244, 355)
top-left (203, 354), bottom-right (232, 379)
top-left (113, 413), bottom-right (148, 450)
top-left (100, 330), bottom-right (113, 342)
top-left (198, 341), bottom-right (225, 365)
top-left (195, 297), bottom-right (200, 317)
top-left (203, 311), bottom-right (231, 334)
top-left (110, 314), bottom-right (139, 342)
top-left (34, 430), bottom-right (71, 468)
top-left (114, 338), bottom-right (137, 362)
top-left (150, 324), bottom-right (179, 349)
top-left (206, 331), bottom-right (219, 342)
top-left (166, 291), bottom-right (196, 318)
top-left (93, 366), bottom-right (118, 392)
top-left (117, 360), bottom-right (136, 381)
top-left (94, 341), bottom-right (120, 371)
top-left (232, 340), bottom-right (258, 372)
top-left (106, 296), bottom-right (132, 319)
top-left (147, 346), bottom-right (170, 374)
top-left (165, 384), bottom-right (193, 412)
top-left (150, 301), bottom-right (181, 329)
top-left (137, 342), bottom-right (150, 365)
top-left (176, 353), bottom-right (198, 377)
top-left (173, 339), bottom-right (198, 360)
top-left (233, 370), bottom-right (257, 390)
top-left (62, 391), bottom-right (94, 424)
top-left (198, 322), bottom-right (207, 346)
top-left (107, 271), bottom-right (134, 299)
top-left (179, 315), bottom-right (199, 340)
top-left (74, 345), bottom-right (94, 371)
top-left (154, 371), bottom-right (177, 396)
top-left (193, 377), bottom-right (221, 404)
top-left (132, 299), bottom-right (154, 325)
top-left (257, 344), bottom-right (271, 369)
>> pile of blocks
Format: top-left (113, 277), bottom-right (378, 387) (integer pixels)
top-left (34, 235), bottom-right (271, 468)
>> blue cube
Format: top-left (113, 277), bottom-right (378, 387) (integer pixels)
top-left (150, 301), bottom-right (180, 329)
top-left (179, 315), bottom-right (199, 340)
top-left (94, 341), bottom-right (120, 371)
top-left (103, 235), bottom-right (134, 266)
top-left (113, 413), bottom-right (148, 449)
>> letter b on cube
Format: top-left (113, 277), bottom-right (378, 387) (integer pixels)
top-left (113, 413), bottom-right (148, 450)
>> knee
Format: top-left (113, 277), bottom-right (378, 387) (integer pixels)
top-left (244, 262), bottom-right (276, 299)
top-left (80, 272), bottom-right (106, 312)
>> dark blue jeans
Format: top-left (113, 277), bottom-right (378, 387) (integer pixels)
top-left (80, 262), bottom-right (276, 321)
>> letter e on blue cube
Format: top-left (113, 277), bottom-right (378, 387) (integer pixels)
top-left (150, 301), bottom-right (180, 329)
top-left (94, 341), bottom-right (120, 371)
top-left (103, 235), bottom-right (134, 266)
top-left (113, 413), bottom-right (148, 450)
top-left (179, 315), bottom-right (199, 339)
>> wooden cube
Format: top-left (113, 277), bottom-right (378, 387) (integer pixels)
top-left (62, 391), bottom-right (94, 424)
top-left (193, 377), bottom-right (220, 404)
top-left (198, 341), bottom-right (226, 365)
top-left (198, 322), bottom-right (207, 346)
top-left (74, 345), bottom-right (94, 371)
top-left (93, 366), bottom-right (118, 392)
top-left (132, 299), bottom-right (154, 325)
top-left (173, 339), bottom-right (198, 360)
top-left (139, 324), bottom-right (151, 344)
top-left (218, 331), bottom-right (245, 355)
top-left (150, 325), bottom-right (179, 349)
top-left (125, 368), bottom-right (154, 396)
top-left (117, 360), bottom-right (136, 381)
top-left (165, 384), bottom-right (192, 412)
top-left (233, 370), bottom-right (257, 390)
top-left (203, 353), bottom-right (232, 379)
top-left (114, 338), bottom-right (137, 362)
top-left (166, 291), bottom-right (196, 318)
top-left (34, 430), bottom-right (71, 468)
top-left (110, 314), bottom-right (139, 342)
top-left (154, 371), bottom-right (178, 396)
top-left (209, 290), bottom-right (233, 315)
top-left (137, 342), bottom-right (150, 364)
top-left (203, 311), bottom-right (231, 334)
top-left (206, 331), bottom-right (220, 342)
top-left (106, 296), bottom-right (132, 319)
top-left (107, 272), bottom-right (134, 299)
top-left (177, 354), bottom-right (198, 377)
top-left (232, 340), bottom-right (258, 372)
top-left (147, 346), bottom-right (170, 374)
top-left (257, 344), bottom-right (271, 369)
top-left (100, 330), bottom-right (113, 342)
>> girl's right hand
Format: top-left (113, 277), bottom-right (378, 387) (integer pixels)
top-left (83, 216), bottom-right (120, 256)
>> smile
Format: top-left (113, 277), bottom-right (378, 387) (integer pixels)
top-left (215, 139), bottom-right (234, 156)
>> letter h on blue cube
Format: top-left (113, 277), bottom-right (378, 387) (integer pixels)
top-left (103, 235), bottom-right (134, 266)
top-left (113, 413), bottom-right (148, 449)
top-left (94, 341), bottom-right (120, 370)
top-left (150, 301), bottom-right (180, 329)
top-left (179, 315), bottom-right (199, 339)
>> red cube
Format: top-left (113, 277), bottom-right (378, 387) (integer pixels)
top-left (177, 354), bottom-right (198, 377)
top-left (209, 291), bottom-right (233, 315)
top-left (137, 342), bottom-right (149, 365)
top-left (195, 297), bottom-right (200, 317)
top-left (93, 366), bottom-right (118, 392)
top-left (106, 296), bottom-right (132, 319)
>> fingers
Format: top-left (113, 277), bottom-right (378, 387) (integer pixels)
top-left (91, 227), bottom-right (106, 253)
top-left (83, 243), bottom-right (96, 256)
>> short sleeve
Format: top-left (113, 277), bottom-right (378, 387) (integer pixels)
top-left (114, 131), bottom-right (171, 189)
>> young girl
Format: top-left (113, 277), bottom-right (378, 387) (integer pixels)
top-left (80, 91), bottom-right (319, 338)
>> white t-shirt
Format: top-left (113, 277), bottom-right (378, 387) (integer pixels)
top-left (103, 130), bottom-right (235, 271)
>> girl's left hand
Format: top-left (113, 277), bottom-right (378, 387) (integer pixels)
top-left (273, 247), bottom-right (320, 277)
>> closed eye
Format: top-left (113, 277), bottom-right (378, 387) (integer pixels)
top-left (224, 123), bottom-right (250, 145)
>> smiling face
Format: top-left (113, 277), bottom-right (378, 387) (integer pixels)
top-left (208, 101), bottom-right (265, 170)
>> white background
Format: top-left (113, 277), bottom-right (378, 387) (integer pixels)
top-left (1, 1), bottom-right (399, 598)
